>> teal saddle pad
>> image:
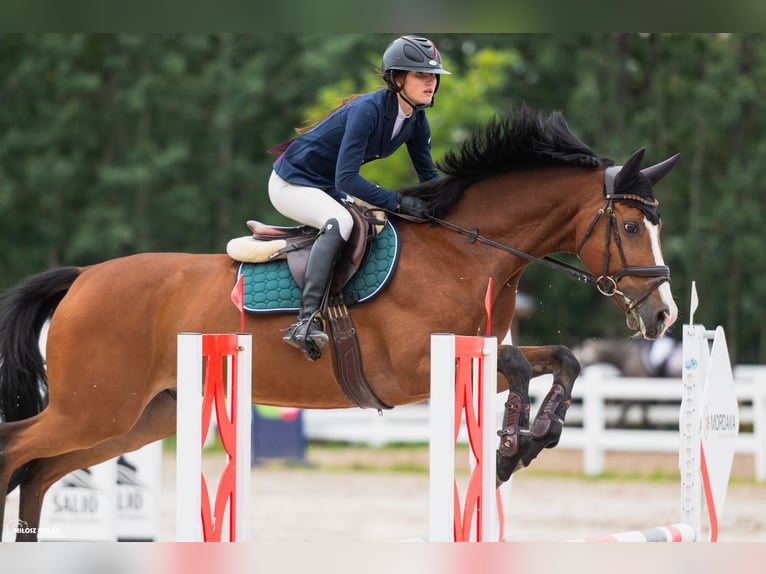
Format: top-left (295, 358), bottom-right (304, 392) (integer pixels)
top-left (236, 220), bottom-right (399, 314)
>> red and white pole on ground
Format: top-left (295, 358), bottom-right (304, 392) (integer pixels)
top-left (572, 522), bottom-right (696, 542)
top-left (176, 333), bottom-right (252, 542)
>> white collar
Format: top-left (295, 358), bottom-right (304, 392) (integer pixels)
top-left (397, 102), bottom-right (413, 119)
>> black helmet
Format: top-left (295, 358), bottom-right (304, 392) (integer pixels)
top-left (382, 35), bottom-right (451, 76)
top-left (382, 35), bottom-right (450, 109)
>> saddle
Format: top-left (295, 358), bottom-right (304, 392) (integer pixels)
top-left (245, 202), bottom-right (385, 298)
top-left (231, 202), bottom-right (392, 411)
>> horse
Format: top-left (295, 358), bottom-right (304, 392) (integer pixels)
top-left (0, 106), bottom-right (680, 540)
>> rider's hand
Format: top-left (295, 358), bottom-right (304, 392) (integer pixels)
top-left (397, 194), bottom-right (430, 218)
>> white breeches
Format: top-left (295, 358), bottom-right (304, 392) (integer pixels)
top-left (268, 171), bottom-right (354, 241)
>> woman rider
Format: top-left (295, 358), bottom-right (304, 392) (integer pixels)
top-left (268, 35), bottom-right (450, 360)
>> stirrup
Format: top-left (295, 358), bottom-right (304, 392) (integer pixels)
top-left (283, 318), bottom-right (328, 347)
top-left (283, 318), bottom-right (328, 361)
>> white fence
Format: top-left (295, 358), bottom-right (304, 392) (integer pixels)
top-left (549, 364), bottom-right (766, 479)
top-left (303, 364), bottom-right (766, 481)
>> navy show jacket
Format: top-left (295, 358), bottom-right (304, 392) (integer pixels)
top-left (273, 89), bottom-right (439, 212)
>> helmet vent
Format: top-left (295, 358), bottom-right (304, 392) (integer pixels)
top-left (403, 44), bottom-right (426, 63)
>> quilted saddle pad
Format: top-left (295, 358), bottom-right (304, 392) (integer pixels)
top-left (236, 220), bottom-right (399, 313)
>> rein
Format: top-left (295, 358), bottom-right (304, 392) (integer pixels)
top-left (426, 215), bottom-right (597, 285)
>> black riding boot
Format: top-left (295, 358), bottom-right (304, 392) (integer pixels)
top-left (283, 218), bottom-right (345, 360)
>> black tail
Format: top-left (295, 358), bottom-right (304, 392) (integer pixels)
top-left (0, 267), bottom-right (81, 423)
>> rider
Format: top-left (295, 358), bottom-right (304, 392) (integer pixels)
top-left (268, 35), bottom-right (450, 360)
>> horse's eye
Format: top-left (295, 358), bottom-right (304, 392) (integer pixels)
top-left (624, 221), bottom-right (640, 235)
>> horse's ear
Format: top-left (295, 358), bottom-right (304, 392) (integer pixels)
top-left (614, 148), bottom-right (646, 189)
top-left (640, 153), bottom-right (682, 186)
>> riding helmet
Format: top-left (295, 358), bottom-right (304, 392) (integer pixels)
top-left (381, 36), bottom-right (451, 109)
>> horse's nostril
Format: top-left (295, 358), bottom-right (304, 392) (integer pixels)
top-left (655, 308), bottom-right (671, 334)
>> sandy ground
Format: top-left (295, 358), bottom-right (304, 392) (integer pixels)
top-left (161, 447), bottom-right (766, 542)
top-left (4, 446), bottom-right (763, 574)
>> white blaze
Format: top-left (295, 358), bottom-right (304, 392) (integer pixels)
top-left (645, 218), bottom-right (678, 327)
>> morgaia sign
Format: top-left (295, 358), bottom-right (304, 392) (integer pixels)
top-left (699, 325), bottom-right (740, 537)
top-left (703, 408), bottom-right (738, 439)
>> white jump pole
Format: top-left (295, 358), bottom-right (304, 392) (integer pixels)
top-left (176, 333), bottom-right (202, 542)
top-left (680, 323), bottom-right (706, 539)
top-left (176, 332), bottom-right (252, 542)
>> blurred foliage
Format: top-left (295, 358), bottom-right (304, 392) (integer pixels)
top-left (1, 33), bottom-right (765, 363)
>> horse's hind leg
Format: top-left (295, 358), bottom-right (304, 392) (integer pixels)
top-left (518, 345), bottom-right (580, 468)
top-left (14, 390), bottom-right (176, 542)
top-left (0, 418), bottom-right (37, 541)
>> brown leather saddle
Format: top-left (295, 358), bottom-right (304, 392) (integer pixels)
top-left (247, 203), bottom-right (392, 411)
top-left (247, 202), bottom-right (382, 298)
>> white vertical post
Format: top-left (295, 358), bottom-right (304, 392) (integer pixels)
top-left (176, 333), bottom-right (203, 541)
top-left (429, 334), bottom-right (456, 542)
top-left (680, 324), bottom-right (706, 541)
top-left (582, 370), bottom-right (606, 476)
top-left (479, 336), bottom-right (498, 541)
top-left (754, 374), bottom-right (766, 482)
top-left (234, 333), bottom-right (252, 541)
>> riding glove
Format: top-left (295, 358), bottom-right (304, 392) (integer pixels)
top-left (397, 194), bottom-right (430, 218)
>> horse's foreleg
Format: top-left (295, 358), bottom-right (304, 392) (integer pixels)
top-left (518, 345), bottom-right (580, 468)
top-left (15, 390), bottom-right (177, 542)
top-left (495, 345), bottom-right (533, 486)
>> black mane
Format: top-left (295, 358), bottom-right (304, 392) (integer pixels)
top-left (402, 105), bottom-right (611, 218)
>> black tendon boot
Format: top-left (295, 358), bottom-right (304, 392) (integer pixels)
top-left (283, 218), bottom-right (346, 360)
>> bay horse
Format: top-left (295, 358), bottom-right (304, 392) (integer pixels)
top-left (0, 107), bottom-right (680, 541)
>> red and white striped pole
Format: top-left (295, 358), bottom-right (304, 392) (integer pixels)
top-left (570, 523), bottom-right (696, 542)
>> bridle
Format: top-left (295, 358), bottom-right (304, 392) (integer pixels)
top-left (573, 191), bottom-right (670, 313)
top-left (401, 168), bottom-right (671, 314)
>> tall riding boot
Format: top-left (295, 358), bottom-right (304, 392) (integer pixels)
top-left (283, 218), bottom-right (346, 360)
